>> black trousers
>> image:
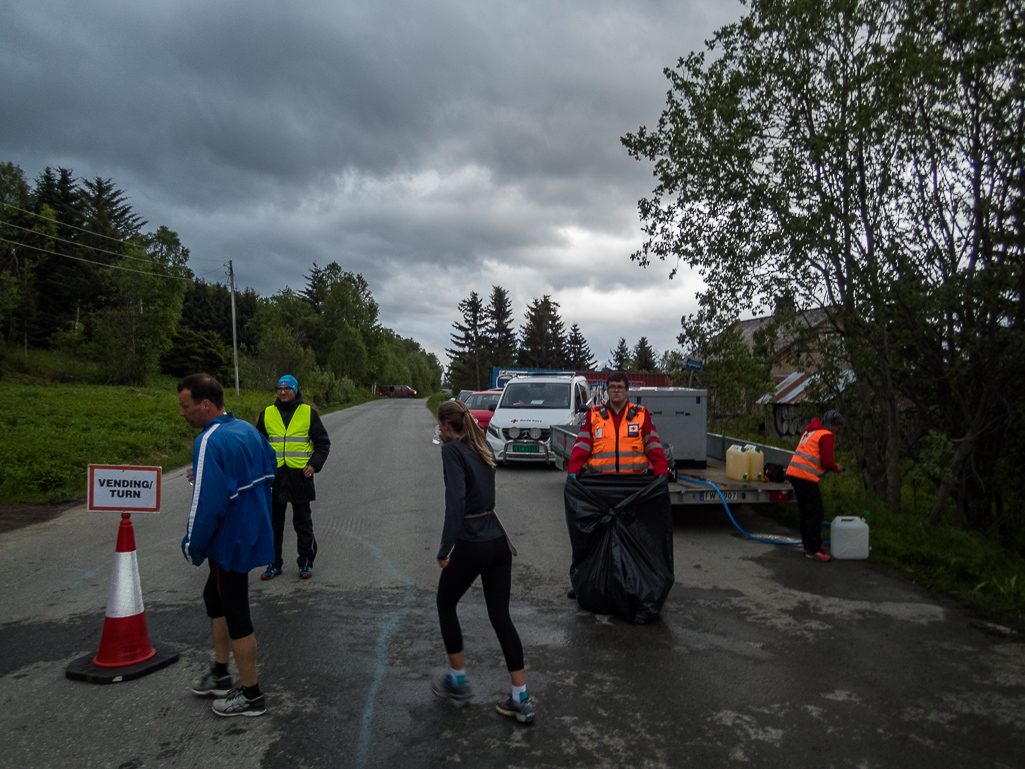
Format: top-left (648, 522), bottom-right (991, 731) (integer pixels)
top-left (789, 476), bottom-right (825, 552)
top-left (437, 537), bottom-right (524, 672)
top-left (271, 500), bottom-right (317, 568)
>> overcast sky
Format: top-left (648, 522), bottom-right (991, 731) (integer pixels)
top-left (1, 0), bottom-right (746, 369)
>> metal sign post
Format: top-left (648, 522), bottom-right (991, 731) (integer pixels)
top-left (685, 357), bottom-right (703, 387)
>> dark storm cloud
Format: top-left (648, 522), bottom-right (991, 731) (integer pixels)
top-left (1, 0), bottom-right (745, 361)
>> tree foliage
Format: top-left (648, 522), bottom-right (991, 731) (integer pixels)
top-left (632, 337), bottom-right (658, 373)
top-left (518, 295), bottom-right (567, 369)
top-left (161, 327), bottom-right (233, 383)
top-left (0, 162), bottom-right (444, 399)
top-left (446, 291), bottom-right (487, 392)
top-left (565, 323), bottom-right (597, 370)
top-left (608, 337), bottom-right (631, 371)
top-left (485, 286), bottom-right (519, 373)
top-left (180, 279), bottom-right (259, 352)
top-left (683, 322), bottom-right (774, 434)
top-left (623, 0), bottom-right (1024, 530)
top-left (92, 228), bottom-right (190, 384)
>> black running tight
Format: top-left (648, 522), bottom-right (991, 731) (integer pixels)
top-left (436, 536), bottom-right (524, 672)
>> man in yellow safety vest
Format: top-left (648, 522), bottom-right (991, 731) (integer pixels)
top-left (256, 375), bottom-right (331, 580)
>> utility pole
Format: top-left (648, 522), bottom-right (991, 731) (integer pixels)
top-left (228, 260), bottom-right (240, 396)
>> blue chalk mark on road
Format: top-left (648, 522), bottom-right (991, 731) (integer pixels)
top-left (329, 525), bottom-right (416, 769)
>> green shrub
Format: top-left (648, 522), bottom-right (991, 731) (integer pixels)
top-left (427, 391), bottom-right (452, 415)
top-left (330, 376), bottom-right (357, 404)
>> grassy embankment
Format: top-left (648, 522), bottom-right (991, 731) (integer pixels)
top-left (0, 376), bottom-right (377, 506)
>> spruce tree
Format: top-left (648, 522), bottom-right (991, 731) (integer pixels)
top-left (517, 295), bottom-right (567, 368)
top-left (565, 323), bottom-right (596, 370)
top-left (633, 337), bottom-right (658, 372)
top-left (484, 285), bottom-right (518, 376)
top-left (609, 337), bottom-right (631, 371)
top-left (446, 291), bottom-right (487, 391)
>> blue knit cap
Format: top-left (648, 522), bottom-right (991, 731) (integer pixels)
top-left (276, 375), bottom-right (298, 392)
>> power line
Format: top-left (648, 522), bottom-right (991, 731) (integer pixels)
top-left (1, 202), bottom-right (135, 247)
top-left (0, 237), bottom-right (191, 281)
top-left (0, 202), bottom-right (222, 265)
top-left (0, 218), bottom-right (159, 264)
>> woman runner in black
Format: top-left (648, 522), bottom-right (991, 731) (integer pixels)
top-left (431, 399), bottom-right (536, 724)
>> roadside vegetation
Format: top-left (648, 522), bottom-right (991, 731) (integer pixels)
top-left (722, 422), bottom-right (1025, 632)
top-left (426, 391), bottom-right (450, 415)
top-left (0, 359), bottom-right (376, 506)
top-left (0, 162), bottom-right (443, 400)
top-left (809, 477), bottom-right (1025, 635)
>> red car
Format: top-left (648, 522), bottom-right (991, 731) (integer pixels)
top-left (378, 384), bottom-right (418, 398)
top-left (465, 389), bottom-right (503, 431)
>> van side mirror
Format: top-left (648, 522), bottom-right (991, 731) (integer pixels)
top-left (488, 403), bottom-right (496, 411)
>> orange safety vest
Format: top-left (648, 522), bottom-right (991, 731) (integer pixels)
top-left (586, 404), bottom-right (649, 473)
top-left (787, 428), bottom-right (831, 483)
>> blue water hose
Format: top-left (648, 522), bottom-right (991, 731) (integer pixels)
top-left (679, 475), bottom-right (805, 547)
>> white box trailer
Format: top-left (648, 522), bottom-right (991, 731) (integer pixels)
top-left (627, 387), bottom-right (708, 466)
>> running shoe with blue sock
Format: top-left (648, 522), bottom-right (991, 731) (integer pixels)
top-left (496, 690), bottom-right (536, 724)
top-left (432, 672), bottom-right (472, 704)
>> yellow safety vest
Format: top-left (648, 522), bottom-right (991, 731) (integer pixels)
top-left (264, 404), bottom-right (314, 469)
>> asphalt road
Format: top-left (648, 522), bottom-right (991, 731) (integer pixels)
top-left (1, 399), bottom-right (1023, 769)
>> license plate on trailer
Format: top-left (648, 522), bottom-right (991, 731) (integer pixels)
top-left (512, 445), bottom-right (540, 453)
top-left (700, 491), bottom-right (738, 501)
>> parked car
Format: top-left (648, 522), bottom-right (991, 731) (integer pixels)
top-left (451, 389), bottom-right (473, 402)
top-left (464, 389), bottom-right (503, 431)
top-left (485, 374), bottom-right (591, 465)
top-left (378, 384), bottom-right (418, 398)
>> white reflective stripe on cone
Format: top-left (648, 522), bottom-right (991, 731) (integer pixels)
top-left (105, 550), bottom-right (145, 619)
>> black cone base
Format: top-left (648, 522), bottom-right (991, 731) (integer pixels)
top-left (66, 643), bottom-right (179, 684)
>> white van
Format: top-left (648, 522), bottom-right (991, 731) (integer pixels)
top-left (485, 374), bottom-right (592, 465)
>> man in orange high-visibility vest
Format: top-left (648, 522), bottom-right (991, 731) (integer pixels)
top-left (564, 371), bottom-right (669, 600)
top-left (567, 372), bottom-right (668, 478)
top-left (786, 410), bottom-right (847, 562)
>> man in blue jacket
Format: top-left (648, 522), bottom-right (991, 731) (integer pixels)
top-left (178, 373), bottom-right (277, 718)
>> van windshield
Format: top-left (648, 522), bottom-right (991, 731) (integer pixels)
top-left (500, 382), bottom-right (571, 409)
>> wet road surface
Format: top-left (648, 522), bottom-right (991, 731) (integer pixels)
top-left (1, 399), bottom-right (1023, 768)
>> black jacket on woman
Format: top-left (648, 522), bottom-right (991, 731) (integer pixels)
top-left (438, 440), bottom-right (503, 560)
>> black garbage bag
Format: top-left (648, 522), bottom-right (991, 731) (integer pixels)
top-left (565, 473), bottom-right (674, 625)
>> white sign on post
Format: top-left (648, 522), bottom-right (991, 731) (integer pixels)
top-left (88, 465), bottom-right (162, 513)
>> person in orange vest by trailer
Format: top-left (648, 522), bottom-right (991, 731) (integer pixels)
top-left (566, 372), bottom-right (669, 478)
top-left (786, 410), bottom-right (847, 562)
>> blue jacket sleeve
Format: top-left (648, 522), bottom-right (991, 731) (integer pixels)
top-left (181, 438), bottom-right (232, 566)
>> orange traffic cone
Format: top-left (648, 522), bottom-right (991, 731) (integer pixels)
top-left (67, 514), bottom-right (179, 684)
